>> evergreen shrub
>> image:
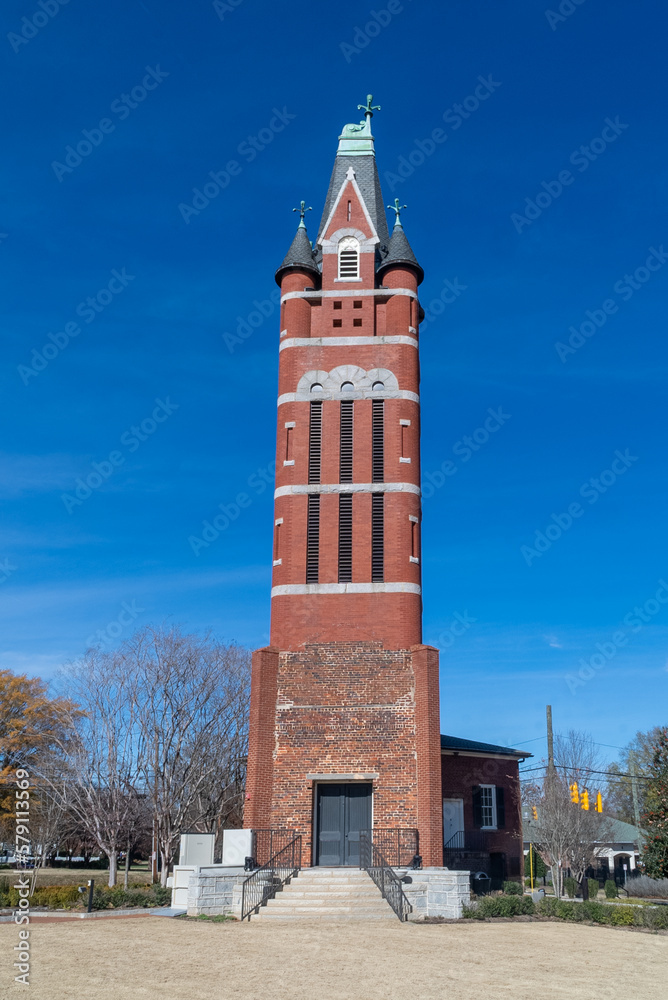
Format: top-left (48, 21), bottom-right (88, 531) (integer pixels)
top-left (605, 880), bottom-right (618, 899)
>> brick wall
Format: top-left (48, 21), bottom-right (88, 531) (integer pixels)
top-left (244, 647), bottom-right (278, 831)
top-left (441, 753), bottom-right (523, 875)
top-left (270, 593), bottom-right (422, 649)
top-left (245, 641), bottom-right (443, 866)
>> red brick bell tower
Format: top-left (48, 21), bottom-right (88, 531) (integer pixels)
top-left (244, 98), bottom-right (443, 867)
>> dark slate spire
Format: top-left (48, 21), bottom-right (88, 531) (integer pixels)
top-left (316, 99), bottom-right (390, 249)
top-left (275, 221), bottom-right (320, 286)
top-left (378, 217), bottom-right (424, 285)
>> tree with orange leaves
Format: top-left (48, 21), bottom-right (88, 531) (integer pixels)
top-left (0, 670), bottom-right (79, 843)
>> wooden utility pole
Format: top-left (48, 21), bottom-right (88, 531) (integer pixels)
top-left (630, 752), bottom-right (644, 855)
top-left (546, 705), bottom-right (555, 780)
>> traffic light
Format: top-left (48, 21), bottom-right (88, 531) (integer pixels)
top-left (531, 806), bottom-right (538, 820)
top-left (595, 791), bottom-right (603, 813)
top-left (569, 782), bottom-right (579, 803)
top-left (580, 788), bottom-right (589, 811)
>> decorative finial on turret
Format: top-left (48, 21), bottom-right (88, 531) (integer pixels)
top-left (292, 200), bottom-right (312, 229)
top-left (358, 94), bottom-right (381, 120)
top-left (388, 199), bottom-right (407, 228)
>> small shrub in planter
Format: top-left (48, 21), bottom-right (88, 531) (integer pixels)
top-left (588, 879), bottom-right (600, 900)
top-left (563, 877), bottom-right (577, 898)
top-left (604, 880), bottom-right (618, 899)
top-left (502, 881), bottom-right (522, 895)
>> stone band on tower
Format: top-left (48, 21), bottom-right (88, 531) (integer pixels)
top-left (244, 100), bottom-right (444, 867)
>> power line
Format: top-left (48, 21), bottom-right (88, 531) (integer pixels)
top-left (519, 763), bottom-right (651, 781)
top-left (554, 733), bottom-right (627, 752)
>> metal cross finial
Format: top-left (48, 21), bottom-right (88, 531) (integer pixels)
top-left (358, 94), bottom-right (381, 117)
top-left (388, 199), bottom-right (407, 226)
top-left (293, 200), bottom-right (312, 228)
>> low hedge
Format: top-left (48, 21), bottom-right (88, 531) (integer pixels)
top-left (463, 892), bottom-right (668, 930)
top-left (91, 885), bottom-right (171, 910)
top-left (0, 882), bottom-right (171, 910)
top-left (463, 894), bottom-right (535, 918)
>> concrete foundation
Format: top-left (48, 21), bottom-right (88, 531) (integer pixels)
top-left (180, 864), bottom-right (470, 921)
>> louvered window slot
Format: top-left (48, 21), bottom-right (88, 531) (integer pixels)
top-left (306, 494), bottom-right (320, 583)
top-left (371, 399), bottom-right (384, 483)
top-left (371, 493), bottom-right (384, 582)
top-left (339, 249), bottom-right (359, 278)
top-left (308, 401), bottom-right (322, 484)
top-left (339, 400), bottom-right (354, 483)
top-left (338, 493), bottom-right (353, 583)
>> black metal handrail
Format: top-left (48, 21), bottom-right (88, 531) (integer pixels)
top-left (241, 835), bottom-right (302, 921)
top-left (359, 828), bottom-right (419, 867)
top-left (251, 829), bottom-right (297, 867)
top-left (444, 830), bottom-right (489, 853)
top-left (359, 832), bottom-right (412, 922)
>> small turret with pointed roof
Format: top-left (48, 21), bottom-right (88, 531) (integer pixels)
top-left (378, 199), bottom-right (424, 284)
top-left (275, 201), bottom-right (320, 286)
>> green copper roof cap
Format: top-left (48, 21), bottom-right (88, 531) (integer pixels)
top-left (388, 198), bottom-right (407, 229)
top-left (336, 93), bottom-right (380, 157)
top-left (293, 199), bottom-right (312, 230)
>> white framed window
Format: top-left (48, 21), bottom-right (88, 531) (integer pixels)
top-left (480, 784), bottom-right (497, 829)
top-left (338, 236), bottom-right (360, 279)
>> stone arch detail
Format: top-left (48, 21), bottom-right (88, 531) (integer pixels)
top-left (294, 365), bottom-right (400, 400)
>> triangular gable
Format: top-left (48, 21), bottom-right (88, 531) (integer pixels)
top-left (318, 167), bottom-right (379, 246)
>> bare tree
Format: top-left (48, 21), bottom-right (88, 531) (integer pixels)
top-left (537, 731), bottom-right (612, 895)
top-left (49, 626), bottom-right (250, 887)
top-left (54, 650), bottom-right (143, 887)
top-left (30, 772), bottom-right (69, 867)
top-left (607, 727), bottom-right (659, 824)
top-left (127, 625), bottom-right (250, 886)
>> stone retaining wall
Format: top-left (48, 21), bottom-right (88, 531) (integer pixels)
top-left (396, 867), bottom-right (470, 920)
top-left (186, 866), bottom-right (247, 918)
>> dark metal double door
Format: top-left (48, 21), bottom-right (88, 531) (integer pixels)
top-left (316, 783), bottom-right (371, 866)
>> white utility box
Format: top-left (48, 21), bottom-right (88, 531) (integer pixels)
top-left (222, 829), bottom-right (254, 866)
top-left (178, 832), bottom-right (215, 867)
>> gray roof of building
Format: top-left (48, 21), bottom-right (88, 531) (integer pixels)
top-left (316, 154), bottom-right (390, 250)
top-left (441, 734), bottom-right (530, 758)
top-left (378, 223), bottom-right (424, 284)
top-left (275, 225), bottom-right (320, 285)
top-left (523, 809), bottom-right (643, 846)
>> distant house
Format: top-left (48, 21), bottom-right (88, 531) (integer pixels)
top-left (441, 734), bottom-right (530, 888)
top-left (523, 809), bottom-right (642, 884)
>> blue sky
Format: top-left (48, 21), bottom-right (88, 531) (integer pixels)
top-left (3, 0), bottom-right (667, 762)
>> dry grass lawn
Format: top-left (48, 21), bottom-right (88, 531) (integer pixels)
top-left (26, 867), bottom-right (152, 887)
top-left (2, 917), bottom-right (666, 999)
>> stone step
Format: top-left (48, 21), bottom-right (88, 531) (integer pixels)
top-left (278, 885), bottom-right (382, 899)
top-left (253, 912), bottom-right (397, 923)
top-left (286, 882), bottom-right (381, 890)
top-left (292, 878), bottom-right (376, 886)
top-left (248, 867), bottom-right (398, 921)
top-left (267, 894), bottom-right (388, 910)
top-left (264, 911), bottom-right (393, 917)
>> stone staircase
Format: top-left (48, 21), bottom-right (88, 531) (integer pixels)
top-left (252, 866), bottom-right (397, 921)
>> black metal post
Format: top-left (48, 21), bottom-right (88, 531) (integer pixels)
top-left (87, 879), bottom-right (94, 913)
